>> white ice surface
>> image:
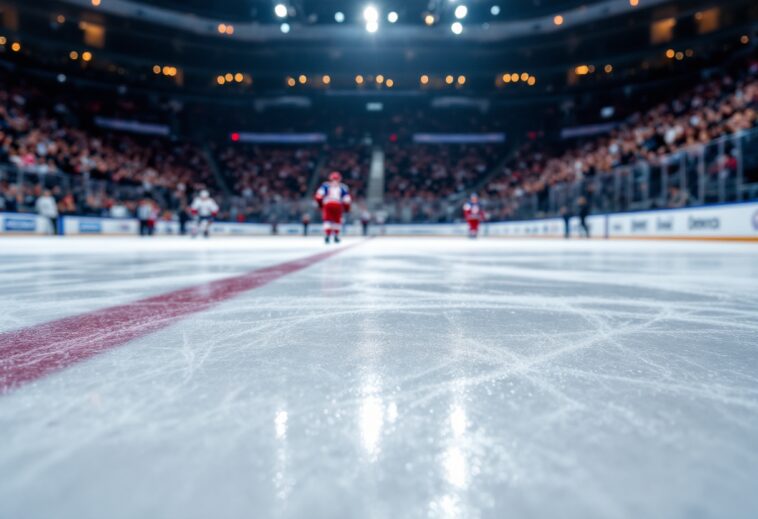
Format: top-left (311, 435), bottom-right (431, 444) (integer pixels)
top-left (1, 236), bottom-right (758, 519)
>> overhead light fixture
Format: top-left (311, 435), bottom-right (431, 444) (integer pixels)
top-left (366, 21), bottom-right (379, 33)
top-left (280, 22), bottom-right (290, 33)
top-left (335, 11), bottom-right (345, 23)
top-left (420, 74), bottom-right (430, 85)
top-left (491, 5), bottom-right (501, 16)
top-left (387, 11), bottom-right (398, 23)
top-left (363, 5), bottom-right (379, 23)
top-left (451, 22), bottom-right (463, 34)
top-left (274, 3), bottom-right (288, 18)
top-left (355, 74), bottom-right (364, 84)
top-left (424, 14), bottom-right (435, 26)
top-left (454, 5), bottom-right (468, 19)
top-left (553, 15), bottom-right (564, 26)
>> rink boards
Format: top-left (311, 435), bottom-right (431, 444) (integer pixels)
top-left (2, 201), bottom-right (757, 240)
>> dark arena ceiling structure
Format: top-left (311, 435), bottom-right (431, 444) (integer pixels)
top-left (1, 0), bottom-right (756, 108)
top-left (126, 0), bottom-right (611, 24)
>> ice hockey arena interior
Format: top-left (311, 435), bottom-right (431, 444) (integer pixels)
top-left (1, 0), bottom-right (758, 518)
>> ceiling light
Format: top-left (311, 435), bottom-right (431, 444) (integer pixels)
top-left (363, 5), bottom-right (379, 23)
top-left (454, 5), bottom-right (468, 19)
top-left (451, 22), bottom-right (463, 34)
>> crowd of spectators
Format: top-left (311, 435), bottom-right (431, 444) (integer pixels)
top-left (385, 144), bottom-right (498, 200)
top-left (382, 143), bottom-right (499, 222)
top-left (482, 63), bottom-right (758, 220)
top-left (320, 146), bottom-right (370, 198)
top-left (2, 61), bottom-right (757, 226)
top-left (0, 77), bottom-right (212, 219)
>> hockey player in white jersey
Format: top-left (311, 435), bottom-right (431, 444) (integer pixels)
top-left (190, 190), bottom-right (219, 238)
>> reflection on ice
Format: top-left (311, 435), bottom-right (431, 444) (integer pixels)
top-left (449, 405), bottom-right (467, 439)
top-left (274, 409), bottom-right (288, 440)
top-left (359, 394), bottom-right (384, 461)
top-left (273, 408), bottom-right (291, 502)
top-left (443, 446), bottom-right (468, 489)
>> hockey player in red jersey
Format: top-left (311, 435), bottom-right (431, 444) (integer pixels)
top-left (463, 194), bottom-right (486, 238)
top-left (314, 171), bottom-right (352, 244)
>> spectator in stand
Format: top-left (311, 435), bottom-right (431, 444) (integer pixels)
top-left (302, 212), bottom-right (311, 236)
top-left (137, 198), bottom-right (154, 236)
top-left (577, 196), bottom-right (590, 238)
top-left (35, 189), bottom-right (59, 235)
top-left (667, 186), bottom-right (690, 208)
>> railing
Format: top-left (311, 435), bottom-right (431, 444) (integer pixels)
top-left (383, 127), bottom-right (758, 223)
top-left (0, 165), bottom-right (172, 214)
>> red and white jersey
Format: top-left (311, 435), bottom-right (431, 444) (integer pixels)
top-left (315, 182), bottom-right (351, 208)
top-left (463, 202), bottom-right (485, 221)
top-left (191, 197), bottom-right (219, 217)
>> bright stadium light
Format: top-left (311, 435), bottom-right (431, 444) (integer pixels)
top-left (451, 21), bottom-right (463, 34)
top-left (454, 5), bottom-right (468, 19)
top-left (491, 5), bottom-right (501, 16)
top-left (274, 3), bottom-right (288, 18)
top-left (335, 11), bottom-right (345, 23)
top-left (280, 22), bottom-right (290, 33)
top-left (387, 11), bottom-right (399, 23)
top-left (363, 5), bottom-right (379, 23)
top-left (366, 20), bottom-right (379, 33)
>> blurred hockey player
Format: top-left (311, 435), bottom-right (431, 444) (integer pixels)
top-left (463, 194), bottom-right (486, 238)
top-left (190, 190), bottom-right (219, 238)
top-left (314, 171), bottom-right (351, 244)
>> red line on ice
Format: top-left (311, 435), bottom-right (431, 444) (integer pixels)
top-left (0, 246), bottom-right (351, 393)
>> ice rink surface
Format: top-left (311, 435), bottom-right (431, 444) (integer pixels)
top-left (1, 236), bottom-right (758, 519)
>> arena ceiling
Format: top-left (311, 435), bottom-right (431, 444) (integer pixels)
top-left (127, 0), bottom-right (611, 24)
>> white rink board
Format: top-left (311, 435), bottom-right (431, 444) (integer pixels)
top-left (607, 202), bottom-right (758, 238)
top-left (0, 212), bottom-right (53, 234)
top-left (6, 202), bottom-right (757, 239)
top-left (61, 216), bottom-right (139, 235)
top-left (155, 220), bottom-right (272, 236)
